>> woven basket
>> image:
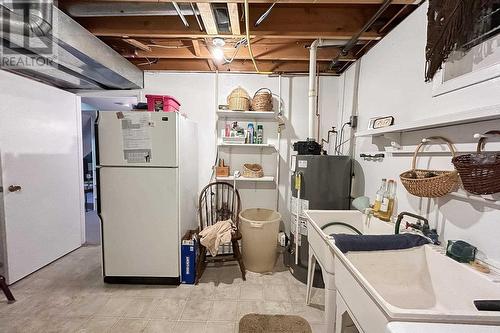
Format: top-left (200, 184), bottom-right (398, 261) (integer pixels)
top-left (400, 136), bottom-right (459, 198)
top-left (227, 87), bottom-right (250, 111)
top-left (243, 163), bottom-right (264, 178)
top-left (251, 88), bottom-right (273, 112)
top-left (452, 130), bottom-right (500, 195)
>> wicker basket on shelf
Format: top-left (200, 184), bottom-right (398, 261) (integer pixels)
top-left (243, 164), bottom-right (264, 178)
top-left (227, 87), bottom-right (250, 111)
top-left (399, 136), bottom-right (459, 198)
top-left (452, 130), bottom-right (500, 195)
top-left (251, 88), bottom-right (273, 112)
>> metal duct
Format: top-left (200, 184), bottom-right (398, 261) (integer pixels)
top-left (0, 1), bottom-right (52, 37)
top-left (1, 4), bottom-right (143, 90)
top-left (64, 2), bottom-right (198, 17)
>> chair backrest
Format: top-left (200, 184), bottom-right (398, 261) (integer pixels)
top-left (198, 182), bottom-right (241, 231)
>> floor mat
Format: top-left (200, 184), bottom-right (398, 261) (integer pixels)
top-left (239, 313), bottom-right (312, 333)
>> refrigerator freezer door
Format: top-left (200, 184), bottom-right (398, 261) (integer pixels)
top-left (97, 112), bottom-right (178, 167)
top-left (99, 167), bottom-right (179, 278)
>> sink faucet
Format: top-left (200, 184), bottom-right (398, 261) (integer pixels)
top-left (395, 212), bottom-right (440, 245)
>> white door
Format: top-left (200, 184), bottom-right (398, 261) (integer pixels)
top-left (98, 111), bottom-right (178, 167)
top-left (99, 167), bottom-right (179, 277)
top-left (0, 71), bottom-right (83, 284)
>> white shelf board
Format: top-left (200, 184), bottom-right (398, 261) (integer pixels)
top-left (216, 176), bottom-right (275, 182)
top-left (355, 104), bottom-right (500, 137)
top-left (218, 143), bottom-right (276, 150)
top-left (217, 110), bottom-right (277, 119)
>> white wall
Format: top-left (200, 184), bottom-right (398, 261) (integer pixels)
top-left (337, 2), bottom-right (500, 266)
top-left (0, 70), bottom-right (84, 282)
top-left (143, 72), bottom-right (340, 232)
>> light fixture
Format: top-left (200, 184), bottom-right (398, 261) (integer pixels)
top-left (212, 38), bottom-right (225, 47)
top-left (211, 38), bottom-right (226, 62)
top-left (212, 47), bottom-right (225, 61)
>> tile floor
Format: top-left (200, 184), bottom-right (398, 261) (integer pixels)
top-left (0, 246), bottom-right (326, 332)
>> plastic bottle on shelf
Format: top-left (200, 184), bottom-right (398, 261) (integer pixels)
top-left (372, 178), bottom-right (387, 217)
top-left (247, 123), bottom-right (254, 144)
top-left (256, 125), bottom-right (264, 144)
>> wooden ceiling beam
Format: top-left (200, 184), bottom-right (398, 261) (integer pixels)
top-left (191, 39), bottom-right (201, 56)
top-left (122, 38), bottom-right (152, 52)
top-left (227, 3), bottom-right (241, 35)
top-left (131, 58), bottom-right (337, 73)
top-left (124, 42), bottom-right (356, 61)
top-left (64, 0), bottom-right (416, 4)
top-left (75, 6), bottom-right (385, 40)
top-left (196, 3), bottom-right (218, 34)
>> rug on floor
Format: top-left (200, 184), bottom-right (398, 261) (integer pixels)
top-left (239, 313), bottom-right (312, 333)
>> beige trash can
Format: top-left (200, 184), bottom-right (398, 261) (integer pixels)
top-left (239, 208), bottom-right (282, 273)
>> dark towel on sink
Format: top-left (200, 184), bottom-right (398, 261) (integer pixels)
top-left (332, 233), bottom-right (429, 253)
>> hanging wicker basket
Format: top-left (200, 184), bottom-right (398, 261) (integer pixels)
top-left (452, 130), bottom-right (500, 195)
top-left (243, 163), bottom-right (264, 178)
top-left (251, 88), bottom-right (273, 112)
top-left (400, 136), bottom-right (459, 198)
top-left (227, 87), bottom-right (250, 111)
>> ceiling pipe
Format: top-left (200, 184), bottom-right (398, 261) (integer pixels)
top-left (190, 3), bottom-right (204, 31)
top-left (329, 0), bottom-right (392, 70)
top-left (172, 1), bottom-right (189, 27)
top-left (308, 39), bottom-right (345, 140)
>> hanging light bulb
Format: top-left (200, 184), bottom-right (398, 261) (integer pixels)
top-left (212, 47), bottom-right (224, 61)
top-left (211, 38), bottom-right (226, 62)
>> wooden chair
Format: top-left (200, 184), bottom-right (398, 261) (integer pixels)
top-left (195, 182), bottom-right (246, 284)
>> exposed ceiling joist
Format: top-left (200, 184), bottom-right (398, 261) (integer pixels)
top-left (124, 41), bottom-right (357, 62)
top-left (196, 3), bottom-right (218, 34)
top-left (122, 38), bottom-right (152, 52)
top-left (133, 58), bottom-right (337, 73)
top-left (57, 0), bottom-right (418, 73)
top-left (191, 39), bottom-right (202, 56)
top-left (72, 0), bottom-right (416, 4)
top-left (76, 5), bottom-right (385, 40)
top-left (227, 3), bottom-right (241, 35)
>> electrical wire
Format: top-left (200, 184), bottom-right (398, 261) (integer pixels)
top-left (222, 39), bottom-right (246, 64)
top-left (146, 44), bottom-right (191, 49)
top-left (243, 0), bottom-right (272, 74)
top-left (137, 58), bottom-right (159, 66)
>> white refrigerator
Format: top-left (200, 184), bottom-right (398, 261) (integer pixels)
top-left (96, 111), bottom-right (198, 284)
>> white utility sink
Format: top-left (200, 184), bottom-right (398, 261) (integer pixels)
top-left (342, 245), bottom-right (500, 324)
top-left (304, 210), bottom-right (394, 332)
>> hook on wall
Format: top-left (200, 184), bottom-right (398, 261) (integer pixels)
top-left (360, 153), bottom-right (385, 160)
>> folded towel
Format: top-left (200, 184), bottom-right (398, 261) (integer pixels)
top-left (332, 233), bottom-right (429, 253)
top-left (199, 219), bottom-right (234, 256)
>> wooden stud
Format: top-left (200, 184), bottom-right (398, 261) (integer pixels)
top-left (192, 39), bottom-right (201, 57)
top-left (227, 3), bottom-right (241, 35)
top-left (196, 3), bottom-right (218, 35)
top-left (122, 38), bottom-right (152, 52)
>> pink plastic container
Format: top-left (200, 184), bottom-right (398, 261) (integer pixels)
top-left (145, 94), bottom-right (181, 112)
